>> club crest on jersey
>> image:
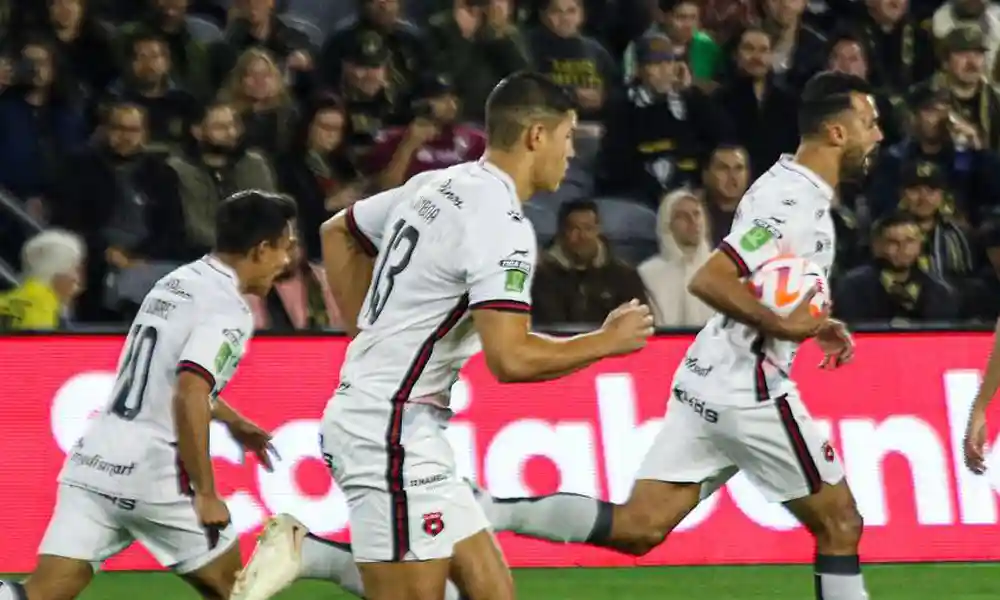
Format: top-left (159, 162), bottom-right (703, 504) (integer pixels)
top-left (821, 441), bottom-right (835, 462)
top-left (422, 512), bottom-right (445, 537)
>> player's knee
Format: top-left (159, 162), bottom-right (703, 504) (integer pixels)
top-left (814, 504), bottom-right (863, 551)
top-left (614, 507), bottom-right (670, 556)
top-left (20, 575), bottom-right (88, 600)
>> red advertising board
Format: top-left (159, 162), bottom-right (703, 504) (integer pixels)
top-left (1, 332), bottom-right (1000, 571)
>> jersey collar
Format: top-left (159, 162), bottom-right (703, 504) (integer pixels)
top-left (476, 159), bottom-right (520, 208)
top-left (777, 154), bottom-right (835, 202)
top-left (200, 254), bottom-right (238, 287)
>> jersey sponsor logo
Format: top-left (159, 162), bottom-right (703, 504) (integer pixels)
top-left (507, 210), bottom-right (524, 222)
top-left (68, 450), bottom-right (137, 477)
top-left (409, 473), bottom-right (448, 487)
top-left (422, 511), bottom-right (445, 537)
top-left (672, 387), bottom-right (719, 423)
top-left (222, 328), bottom-right (246, 346)
top-left (162, 278), bottom-right (192, 299)
top-left (500, 254), bottom-right (532, 292)
top-left (504, 270), bottom-right (527, 292)
top-left (436, 179), bottom-right (463, 209)
top-left (684, 356), bottom-right (713, 377)
top-left (95, 492), bottom-right (138, 511)
top-left (781, 198), bottom-right (797, 206)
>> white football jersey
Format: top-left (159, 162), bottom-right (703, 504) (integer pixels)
top-left (677, 155), bottom-right (836, 404)
top-left (336, 160), bottom-right (537, 405)
top-left (59, 256), bottom-right (254, 500)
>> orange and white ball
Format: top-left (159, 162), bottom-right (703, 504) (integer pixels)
top-left (749, 256), bottom-right (830, 318)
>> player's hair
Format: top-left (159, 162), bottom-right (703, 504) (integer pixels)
top-left (484, 71), bottom-right (576, 150)
top-left (215, 190), bottom-right (298, 255)
top-left (797, 71), bottom-right (873, 137)
top-left (21, 229), bottom-right (85, 283)
top-left (872, 210), bottom-right (920, 238)
top-left (557, 199), bottom-right (599, 231)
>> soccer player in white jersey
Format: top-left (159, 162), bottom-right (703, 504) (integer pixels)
top-left (0, 191), bottom-right (298, 600)
top-left (231, 71), bottom-right (654, 600)
top-left (430, 71), bottom-right (882, 600)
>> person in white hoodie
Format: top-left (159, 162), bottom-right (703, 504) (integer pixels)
top-left (637, 187), bottom-right (715, 326)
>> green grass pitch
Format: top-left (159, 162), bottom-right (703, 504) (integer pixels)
top-left (20, 563), bottom-right (997, 599)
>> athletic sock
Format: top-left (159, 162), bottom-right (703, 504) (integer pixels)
top-left (487, 493), bottom-right (614, 545)
top-left (815, 554), bottom-right (868, 600)
top-left (0, 580), bottom-right (26, 600)
top-left (299, 534), bottom-right (464, 600)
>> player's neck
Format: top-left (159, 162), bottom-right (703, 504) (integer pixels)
top-left (480, 149), bottom-right (535, 202)
top-left (792, 144), bottom-right (840, 191)
top-left (210, 252), bottom-right (249, 293)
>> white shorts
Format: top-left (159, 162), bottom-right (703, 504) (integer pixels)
top-left (321, 392), bottom-right (489, 563)
top-left (635, 385), bottom-right (844, 502)
top-left (38, 484), bottom-right (237, 573)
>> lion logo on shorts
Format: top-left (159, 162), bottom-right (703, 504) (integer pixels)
top-left (821, 441), bottom-right (835, 462)
top-left (422, 512), bottom-right (445, 537)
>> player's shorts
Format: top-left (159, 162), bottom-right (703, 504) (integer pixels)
top-left (38, 483), bottom-right (237, 573)
top-left (320, 391), bottom-right (490, 563)
top-left (635, 384), bottom-right (844, 502)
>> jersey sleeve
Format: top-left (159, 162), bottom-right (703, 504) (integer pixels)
top-left (464, 216), bottom-right (536, 313)
top-left (718, 197), bottom-right (809, 277)
top-left (176, 312), bottom-right (250, 391)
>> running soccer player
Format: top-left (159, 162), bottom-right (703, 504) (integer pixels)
top-left (232, 71), bottom-right (654, 600)
top-left (0, 191), bottom-right (297, 600)
top-left (460, 71), bottom-right (880, 600)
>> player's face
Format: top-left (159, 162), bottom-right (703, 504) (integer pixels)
top-left (246, 223), bottom-right (297, 295)
top-left (839, 92), bottom-right (882, 180)
top-left (533, 111), bottom-right (577, 192)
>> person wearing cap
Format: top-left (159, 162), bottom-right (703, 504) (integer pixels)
top-left (897, 160), bottom-right (977, 282)
top-left (622, 0), bottom-right (723, 84)
top-left (931, 0), bottom-right (1000, 74)
top-left (599, 31), bottom-right (732, 205)
top-left (365, 72), bottom-right (487, 191)
top-left (335, 31), bottom-right (407, 156)
top-left (0, 229), bottom-right (85, 330)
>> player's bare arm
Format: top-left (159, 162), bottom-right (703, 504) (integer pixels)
top-left (688, 251), bottom-right (827, 342)
top-left (965, 316), bottom-right (1000, 474)
top-left (471, 299), bottom-right (652, 383)
top-left (212, 397), bottom-right (278, 471)
top-left (320, 211), bottom-right (375, 338)
top-left (174, 371), bottom-right (218, 495)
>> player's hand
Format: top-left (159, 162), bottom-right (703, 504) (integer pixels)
top-left (771, 288), bottom-right (829, 342)
top-left (816, 318), bottom-right (854, 370)
top-left (225, 418), bottom-right (280, 472)
top-left (964, 408), bottom-right (989, 475)
top-left (601, 299), bottom-right (654, 355)
top-left (194, 492), bottom-right (230, 549)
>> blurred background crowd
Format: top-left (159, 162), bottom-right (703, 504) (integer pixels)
top-left (1, 0), bottom-right (1000, 332)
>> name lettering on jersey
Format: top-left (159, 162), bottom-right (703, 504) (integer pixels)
top-left (436, 178), bottom-right (463, 209)
top-left (410, 196), bottom-right (441, 224)
top-left (740, 219), bottom-right (783, 251)
top-left (69, 450), bottom-right (137, 477)
top-left (163, 278), bottom-right (192, 300)
top-left (684, 356), bottom-right (713, 377)
top-left (140, 298), bottom-right (176, 321)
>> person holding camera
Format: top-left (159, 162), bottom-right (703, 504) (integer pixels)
top-left (364, 72), bottom-right (486, 192)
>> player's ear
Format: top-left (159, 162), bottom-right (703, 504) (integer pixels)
top-left (525, 122), bottom-right (545, 151)
top-left (826, 119), bottom-right (848, 147)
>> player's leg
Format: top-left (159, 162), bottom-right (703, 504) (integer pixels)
top-left (724, 394), bottom-right (867, 600)
top-left (0, 485), bottom-right (133, 600)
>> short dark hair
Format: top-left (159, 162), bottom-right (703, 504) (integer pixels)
top-left (797, 71), bottom-right (873, 136)
top-left (484, 71), bottom-right (575, 150)
top-left (215, 190), bottom-right (298, 254)
top-left (873, 210), bottom-right (920, 239)
top-left (193, 100), bottom-right (236, 124)
top-left (127, 28), bottom-right (168, 60)
top-left (558, 199), bottom-right (599, 231)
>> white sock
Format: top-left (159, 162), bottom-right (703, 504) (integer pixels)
top-left (300, 535), bottom-right (465, 599)
top-left (815, 555), bottom-right (868, 600)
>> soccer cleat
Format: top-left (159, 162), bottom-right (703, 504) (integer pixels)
top-left (231, 514), bottom-right (307, 600)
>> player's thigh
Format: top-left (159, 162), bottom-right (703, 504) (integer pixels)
top-left (23, 556), bottom-right (95, 600)
top-left (450, 529), bottom-right (515, 600)
top-left (718, 394), bottom-right (845, 504)
top-left (357, 560), bottom-right (452, 600)
top-left (128, 496), bottom-right (239, 597)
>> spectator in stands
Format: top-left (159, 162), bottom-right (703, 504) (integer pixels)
top-left (528, 0), bottom-right (619, 122)
top-left (366, 73), bottom-right (486, 190)
top-left (277, 92), bottom-right (364, 261)
top-left (0, 35), bottom-right (87, 212)
top-left (244, 227), bottom-right (342, 331)
top-left (638, 188), bottom-right (713, 326)
top-left (699, 0), bottom-right (757, 45)
top-left (117, 0), bottom-right (213, 100)
top-left (321, 0), bottom-right (429, 97)
top-left (834, 211), bottom-right (958, 323)
top-left (623, 0), bottom-right (723, 85)
top-left (599, 32), bottom-right (730, 204)
top-left (932, 0), bottom-right (1000, 78)
top-left (212, 0), bottom-right (314, 89)
top-left (852, 0), bottom-right (935, 96)
top-left (531, 199), bottom-right (648, 325)
top-left (218, 48), bottom-right (298, 158)
top-left (713, 25), bottom-right (798, 177)
top-left (43, 0), bottom-right (117, 99)
top-left (103, 30), bottom-right (199, 151)
top-left (760, 0), bottom-right (827, 91)
top-left (148, 101), bottom-right (277, 259)
top-left (897, 161), bottom-right (978, 282)
top-left (964, 219), bottom-right (1000, 320)
top-left (335, 33), bottom-right (408, 157)
top-left (48, 102), bottom-right (160, 321)
top-left (825, 30), bottom-right (901, 145)
top-left (0, 229), bottom-right (84, 330)
top-left (426, 0), bottom-right (530, 123)
top-left (701, 143), bottom-right (749, 245)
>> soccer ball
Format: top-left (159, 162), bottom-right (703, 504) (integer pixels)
top-left (749, 256), bottom-right (830, 318)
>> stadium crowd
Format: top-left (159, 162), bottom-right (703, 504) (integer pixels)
top-left (1, 0), bottom-right (1000, 331)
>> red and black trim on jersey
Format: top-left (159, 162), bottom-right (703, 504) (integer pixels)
top-left (469, 299), bottom-right (531, 313)
top-left (345, 205), bottom-right (378, 257)
top-left (718, 241), bottom-right (751, 277)
top-left (775, 395), bottom-right (823, 494)
top-left (177, 360), bottom-right (216, 391)
top-left (385, 294), bottom-right (471, 561)
top-left (750, 336), bottom-right (769, 402)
